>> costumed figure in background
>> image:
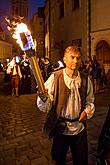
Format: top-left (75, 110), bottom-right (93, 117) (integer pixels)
top-left (20, 53), bottom-right (31, 94)
top-left (7, 56), bottom-right (22, 97)
top-left (41, 57), bottom-right (54, 82)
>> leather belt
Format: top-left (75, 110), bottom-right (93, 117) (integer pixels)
top-left (59, 116), bottom-right (79, 122)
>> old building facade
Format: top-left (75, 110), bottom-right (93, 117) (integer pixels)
top-left (44, 0), bottom-right (89, 64)
top-left (90, 0), bottom-right (110, 73)
top-left (0, 27), bottom-right (12, 63)
top-left (11, 0), bottom-right (28, 18)
top-left (44, 0), bottom-right (110, 73)
top-left (30, 7), bottom-right (45, 58)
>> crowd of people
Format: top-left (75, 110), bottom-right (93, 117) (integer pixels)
top-left (1, 51), bottom-right (107, 97)
top-left (79, 56), bottom-right (107, 94)
top-left (5, 53), bottom-right (55, 97)
top-left (39, 57), bottom-right (54, 82)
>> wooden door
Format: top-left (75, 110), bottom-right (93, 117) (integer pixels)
top-left (95, 40), bottom-right (110, 65)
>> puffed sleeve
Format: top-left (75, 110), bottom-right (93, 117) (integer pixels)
top-left (37, 73), bottom-right (54, 113)
top-left (84, 77), bottom-right (95, 119)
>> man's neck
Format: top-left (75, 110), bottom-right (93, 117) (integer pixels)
top-left (65, 68), bottom-right (77, 79)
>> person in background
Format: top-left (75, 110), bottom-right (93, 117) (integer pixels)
top-left (78, 60), bottom-right (85, 72)
top-left (37, 46), bottom-right (95, 165)
top-left (85, 60), bottom-right (94, 81)
top-left (20, 53), bottom-right (31, 94)
top-left (93, 61), bottom-right (101, 93)
top-left (0, 61), bottom-right (3, 72)
top-left (41, 57), bottom-right (54, 82)
top-left (100, 65), bottom-right (106, 89)
top-left (7, 56), bottom-right (22, 97)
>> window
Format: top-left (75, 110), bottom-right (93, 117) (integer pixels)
top-left (72, 0), bottom-right (80, 11)
top-left (59, 1), bottom-right (64, 18)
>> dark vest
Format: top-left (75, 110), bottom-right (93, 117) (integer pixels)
top-left (44, 69), bottom-right (88, 137)
top-left (53, 69), bottom-right (88, 117)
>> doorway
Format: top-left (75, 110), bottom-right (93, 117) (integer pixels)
top-left (95, 40), bottom-right (110, 65)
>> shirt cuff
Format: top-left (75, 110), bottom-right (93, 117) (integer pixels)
top-left (84, 103), bottom-right (95, 119)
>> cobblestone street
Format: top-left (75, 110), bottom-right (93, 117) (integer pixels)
top-left (0, 80), bottom-right (110, 165)
top-left (0, 93), bottom-right (52, 165)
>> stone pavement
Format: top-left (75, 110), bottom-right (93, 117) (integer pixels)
top-left (0, 80), bottom-right (110, 165)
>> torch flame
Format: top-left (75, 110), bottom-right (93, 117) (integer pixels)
top-left (13, 23), bottom-right (34, 51)
top-left (5, 17), bottom-right (34, 51)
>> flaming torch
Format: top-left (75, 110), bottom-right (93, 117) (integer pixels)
top-left (5, 17), bottom-right (45, 94)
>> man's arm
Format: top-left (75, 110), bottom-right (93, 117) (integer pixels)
top-left (37, 73), bottom-right (54, 113)
top-left (79, 76), bottom-right (95, 122)
top-left (84, 76), bottom-right (95, 119)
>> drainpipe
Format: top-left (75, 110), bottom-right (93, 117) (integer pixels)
top-left (88, 0), bottom-right (91, 58)
top-left (49, 0), bottom-right (51, 60)
top-left (43, 6), bottom-right (45, 58)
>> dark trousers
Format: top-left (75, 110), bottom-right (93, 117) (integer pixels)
top-left (51, 128), bottom-right (88, 165)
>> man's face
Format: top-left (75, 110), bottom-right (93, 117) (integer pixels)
top-left (23, 54), bottom-right (26, 60)
top-left (64, 51), bottom-right (81, 70)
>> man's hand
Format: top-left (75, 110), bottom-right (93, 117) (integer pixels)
top-left (79, 111), bottom-right (87, 122)
top-left (37, 89), bottom-right (48, 102)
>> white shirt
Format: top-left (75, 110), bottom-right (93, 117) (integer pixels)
top-left (37, 69), bottom-right (95, 135)
top-left (7, 64), bottom-right (22, 79)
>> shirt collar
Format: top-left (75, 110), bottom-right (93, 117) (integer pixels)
top-left (63, 68), bottom-right (81, 89)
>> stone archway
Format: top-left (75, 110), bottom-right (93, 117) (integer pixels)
top-left (95, 40), bottom-right (110, 65)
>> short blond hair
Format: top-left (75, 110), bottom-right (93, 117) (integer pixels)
top-left (64, 46), bottom-right (81, 57)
